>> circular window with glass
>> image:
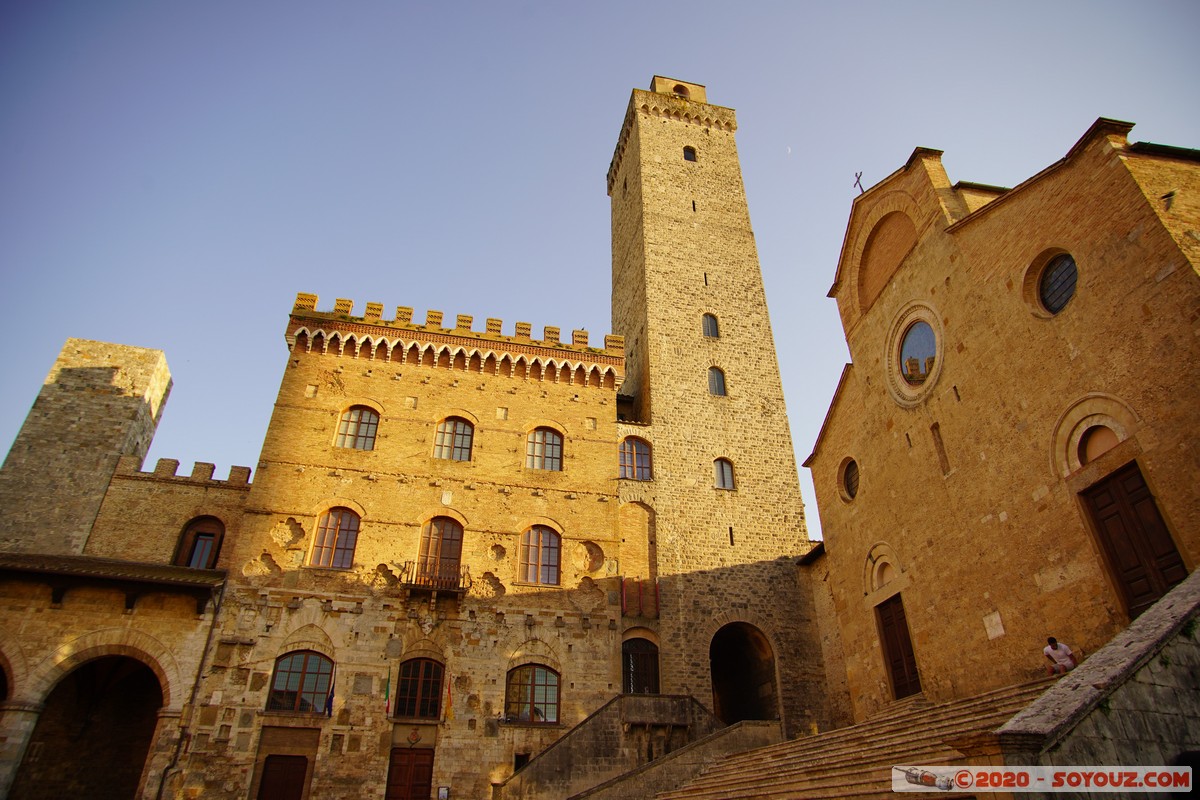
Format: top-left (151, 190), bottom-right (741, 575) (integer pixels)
top-left (839, 458), bottom-right (860, 502)
top-left (885, 302), bottom-right (944, 407)
top-left (1039, 254), bottom-right (1078, 314)
top-left (899, 321), bottom-right (936, 385)
top-left (1023, 250), bottom-right (1079, 318)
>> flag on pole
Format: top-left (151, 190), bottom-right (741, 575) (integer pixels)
top-left (325, 666), bottom-right (336, 717)
top-left (384, 667), bottom-right (391, 716)
top-left (445, 670), bottom-right (453, 721)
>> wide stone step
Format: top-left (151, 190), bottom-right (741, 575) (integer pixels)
top-left (673, 682), bottom-right (1043, 779)
top-left (655, 739), bottom-right (962, 800)
top-left (657, 680), bottom-right (1049, 800)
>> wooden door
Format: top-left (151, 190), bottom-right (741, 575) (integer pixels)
top-left (386, 748), bottom-right (435, 800)
top-left (1083, 463), bottom-right (1186, 617)
top-left (257, 755), bottom-right (308, 800)
top-left (877, 594), bottom-right (921, 699)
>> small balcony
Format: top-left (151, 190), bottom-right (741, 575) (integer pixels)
top-left (398, 560), bottom-right (471, 597)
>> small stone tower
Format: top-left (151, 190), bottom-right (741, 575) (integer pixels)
top-left (0, 338), bottom-right (171, 553)
top-left (609, 78), bottom-right (826, 732)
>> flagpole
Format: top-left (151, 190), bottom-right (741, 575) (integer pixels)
top-left (384, 665), bottom-right (391, 717)
top-left (326, 665), bottom-right (336, 718)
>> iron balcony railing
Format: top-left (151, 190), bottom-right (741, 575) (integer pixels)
top-left (399, 560), bottom-right (471, 594)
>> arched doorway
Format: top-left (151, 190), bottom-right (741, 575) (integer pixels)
top-left (709, 622), bottom-right (778, 724)
top-left (11, 656), bottom-right (163, 800)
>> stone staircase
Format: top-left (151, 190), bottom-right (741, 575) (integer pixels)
top-left (655, 679), bottom-right (1052, 800)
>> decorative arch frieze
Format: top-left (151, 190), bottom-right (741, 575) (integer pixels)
top-left (286, 325), bottom-right (621, 390)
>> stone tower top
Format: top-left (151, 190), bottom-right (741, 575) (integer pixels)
top-left (649, 76), bottom-right (707, 104)
top-left (0, 339), bottom-right (172, 554)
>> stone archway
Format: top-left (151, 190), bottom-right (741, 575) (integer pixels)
top-left (10, 656), bottom-right (163, 800)
top-left (709, 622), bottom-right (778, 724)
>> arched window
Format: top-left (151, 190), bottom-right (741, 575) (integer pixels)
top-left (418, 517), bottom-right (464, 589)
top-left (266, 651), bottom-right (334, 713)
top-left (702, 313), bottom-right (720, 338)
top-left (175, 516), bottom-right (224, 569)
top-left (708, 367), bottom-right (727, 396)
top-left (433, 417), bottom-right (474, 461)
top-left (519, 526), bottom-right (561, 585)
top-left (683, 146), bottom-right (697, 162)
top-left (395, 658), bottom-right (444, 719)
top-left (619, 438), bottom-right (652, 480)
top-left (714, 458), bottom-right (736, 490)
top-left (526, 427), bottom-right (563, 471)
top-left (335, 406), bottom-right (379, 450)
top-left (623, 638), bottom-right (660, 694)
top-left (311, 508), bottom-right (359, 569)
top-left (505, 665), bottom-right (560, 723)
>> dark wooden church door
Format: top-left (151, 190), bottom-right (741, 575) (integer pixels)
top-left (256, 755), bottom-right (308, 800)
top-left (877, 593), bottom-right (921, 699)
top-left (1083, 463), bottom-right (1186, 617)
top-left (386, 748), bottom-right (434, 800)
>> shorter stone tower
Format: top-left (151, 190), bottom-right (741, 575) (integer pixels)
top-left (0, 338), bottom-right (171, 553)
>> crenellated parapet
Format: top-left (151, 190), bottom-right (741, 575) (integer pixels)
top-left (607, 83), bottom-right (737, 194)
top-left (114, 455), bottom-right (253, 486)
top-left (287, 293), bottom-right (625, 390)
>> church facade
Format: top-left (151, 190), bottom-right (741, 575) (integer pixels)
top-left (805, 118), bottom-right (1199, 721)
top-left (0, 77), bottom-right (830, 800)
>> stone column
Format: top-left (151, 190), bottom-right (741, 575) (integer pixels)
top-left (0, 700), bottom-right (43, 798)
top-left (138, 708), bottom-right (183, 800)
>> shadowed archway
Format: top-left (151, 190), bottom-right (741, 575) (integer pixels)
top-left (709, 622), bottom-right (778, 724)
top-left (11, 656), bottom-right (163, 800)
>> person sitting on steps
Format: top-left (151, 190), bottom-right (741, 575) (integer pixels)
top-left (1043, 636), bottom-right (1078, 676)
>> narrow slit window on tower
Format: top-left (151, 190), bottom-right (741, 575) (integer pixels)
top-left (931, 422), bottom-right (951, 476)
top-left (692, 200), bottom-right (697, 212)
top-left (714, 458), bottom-right (735, 490)
top-left (728, 526), bottom-right (734, 546)
top-left (683, 146), bottom-right (697, 162)
top-left (708, 367), bottom-right (727, 396)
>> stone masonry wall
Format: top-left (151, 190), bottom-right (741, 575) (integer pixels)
top-left (85, 456), bottom-right (251, 564)
top-left (0, 339), bottom-right (171, 554)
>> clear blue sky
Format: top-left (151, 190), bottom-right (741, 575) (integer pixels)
top-left (2, 1), bottom-right (1197, 539)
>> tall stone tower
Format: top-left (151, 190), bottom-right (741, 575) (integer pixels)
top-left (0, 339), bottom-right (171, 554)
top-left (609, 77), bottom-right (827, 733)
